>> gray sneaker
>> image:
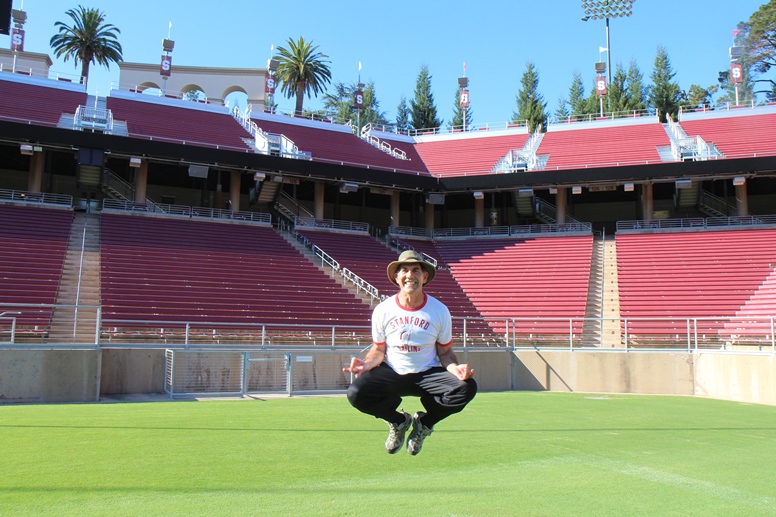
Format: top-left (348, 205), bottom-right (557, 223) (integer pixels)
top-left (385, 411), bottom-right (412, 454)
top-left (406, 411), bottom-right (434, 456)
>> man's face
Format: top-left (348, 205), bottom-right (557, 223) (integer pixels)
top-left (396, 263), bottom-right (427, 293)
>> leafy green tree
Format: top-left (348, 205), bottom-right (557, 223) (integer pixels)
top-left (511, 62), bottom-right (548, 133)
top-left (746, 0), bottom-right (776, 96)
top-left (323, 81), bottom-right (388, 130)
top-left (680, 84), bottom-right (719, 110)
top-left (410, 65), bottom-right (442, 130)
top-left (395, 96), bottom-right (411, 133)
top-left (323, 82), bottom-right (354, 124)
top-left (184, 89), bottom-right (204, 102)
top-left (648, 46), bottom-right (681, 122)
top-left (449, 87), bottom-right (473, 131)
top-left (273, 36), bottom-right (332, 115)
top-left (299, 108), bottom-right (328, 121)
top-left (49, 6), bottom-right (123, 88)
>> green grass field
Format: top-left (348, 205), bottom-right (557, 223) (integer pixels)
top-left (1, 392), bottom-right (774, 516)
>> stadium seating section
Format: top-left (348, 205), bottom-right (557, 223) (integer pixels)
top-left (0, 79), bottom-right (86, 126)
top-left (106, 96), bottom-right (254, 152)
top-left (99, 213), bottom-right (373, 340)
top-left (250, 117), bottom-right (429, 174)
top-left (538, 122), bottom-right (669, 170)
top-left (414, 133), bottom-right (531, 176)
top-left (616, 229), bottom-right (776, 338)
top-left (434, 236), bottom-right (593, 338)
top-left (0, 204), bottom-right (72, 328)
top-left (678, 112), bottom-right (776, 159)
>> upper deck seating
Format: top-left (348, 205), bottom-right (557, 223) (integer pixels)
top-left (0, 204), bottom-right (72, 328)
top-left (0, 77), bottom-right (87, 127)
top-left (100, 213), bottom-right (372, 331)
top-left (678, 111), bottom-right (776, 159)
top-left (251, 115), bottom-right (429, 174)
top-left (433, 235), bottom-right (593, 338)
top-left (106, 96), bottom-right (253, 152)
top-left (413, 133), bottom-right (530, 177)
top-left (616, 229), bottom-right (776, 338)
top-left (538, 122), bottom-right (669, 170)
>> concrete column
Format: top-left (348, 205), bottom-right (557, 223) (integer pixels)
top-left (26, 152), bottom-right (44, 192)
top-left (214, 184), bottom-right (224, 210)
top-left (425, 202), bottom-right (435, 231)
top-left (642, 183), bottom-right (653, 220)
top-left (314, 181), bottom-right (325, 219)
top-left (230, 171), bottom-right (241, 211)
top-left (735, 183), bottom-right (749, 217)
top-left (390, 191), bottom-right (400, 228)
top-left (555, 188), bottom-right (567, 224)
top-left (474, 197), bottom-right (484, 227)
top-left (133, 161), bottom-right (148, 202)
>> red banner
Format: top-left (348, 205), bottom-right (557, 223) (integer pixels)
top-left (160, 55), bottom-right (172, 77)
top-left (11, 28), bottom-right (23, 52)
top-left (595, 76), bottom-right (607, 96)
top-left (459, 89), bottom-right (470, 109)
top-left (354, 90), bottom-right (364, 109)
top-left (265, 75), bottom-right (276, 95)
top-left (730, 63), bottom-right (743, 84)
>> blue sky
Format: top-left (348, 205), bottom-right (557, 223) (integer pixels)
top-left (3, 0), bottom-right (768, 125)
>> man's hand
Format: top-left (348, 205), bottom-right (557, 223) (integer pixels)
top-left (343, 357), bottom-right (367, 378)
top-left (447, 363), bottom-right (475, 381)
top-left (343, 344), bottom-right (385, 378)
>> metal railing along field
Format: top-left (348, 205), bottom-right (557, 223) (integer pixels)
top-left (1, 303), bottom-right (775, 354)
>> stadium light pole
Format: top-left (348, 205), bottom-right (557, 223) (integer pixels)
top-left (581, 0), bottom-right (635, 85)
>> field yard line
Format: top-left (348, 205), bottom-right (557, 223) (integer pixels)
top-left (274, 451), bottom-right (775, 512)
top-left (589, 455), bottom-right (776, 511)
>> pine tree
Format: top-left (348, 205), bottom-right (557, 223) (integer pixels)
top-left (396, 96), bottom-right (411, 133)
top-left (625, 60), bottom-right (648, 111)
top-left (512, 62), bottom-right (547, 132)
top-left (568, 72), bottom-right (587, 119)
top-left (410, 65), bottom-right (442, 131)
top-left (648, 46), bottom-right (681, 123)
top-left (554, 97), bottom-right (570, 123)
top-left (606, 62), bottom-right (629, 115)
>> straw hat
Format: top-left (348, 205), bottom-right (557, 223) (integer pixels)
top-left (386, 250), bottom-right (436, 286)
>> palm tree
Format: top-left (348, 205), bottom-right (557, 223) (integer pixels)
top-left (49, 6), bottom-right (123, 88)
top-left (273, 37), bottom-right (332, 115)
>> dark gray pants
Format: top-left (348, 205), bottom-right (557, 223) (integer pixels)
top-left (347, 362), bottom-right (477, 428)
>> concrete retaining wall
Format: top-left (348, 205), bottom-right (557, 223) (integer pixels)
top-left (0, 350), bottom-right (100, 403)
top-left (1, 348), bottom-right (775, 405)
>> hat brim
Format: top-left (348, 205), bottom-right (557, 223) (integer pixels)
top-left (387, 259), bottom-right (436, 287)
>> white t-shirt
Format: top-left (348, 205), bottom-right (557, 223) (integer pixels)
top-left (372, 293), bottom-right (453, 375)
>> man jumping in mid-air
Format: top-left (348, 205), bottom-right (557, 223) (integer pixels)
top-left (344, 250), bottom-right (477, 455)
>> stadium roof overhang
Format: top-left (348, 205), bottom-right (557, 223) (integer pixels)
top-left (1, 119), bottom-right (774, 195)
top-left (0, 120), bottom-right (439, 192)
top-left (437, 157), bottom-right (776, 194)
